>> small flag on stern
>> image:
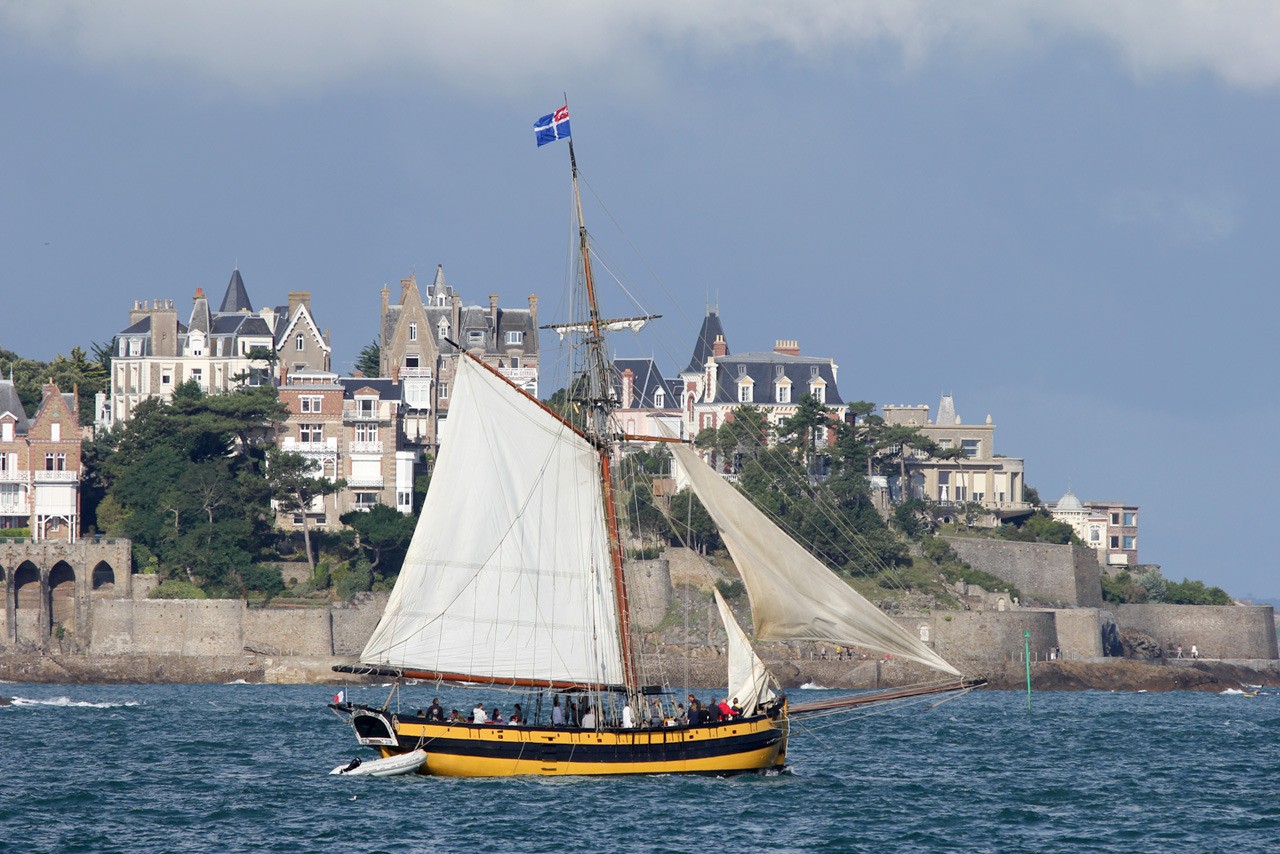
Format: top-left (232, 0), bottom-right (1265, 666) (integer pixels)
top-left (534, 105), bottom-right (571, 146)
top-left (333, 689), bottom-right (346, 704)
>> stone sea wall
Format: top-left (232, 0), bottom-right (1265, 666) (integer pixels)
top-left (1114, 604), bottom-right (1278, 660)
top-left (943, 537), bottom-right (1103, 607)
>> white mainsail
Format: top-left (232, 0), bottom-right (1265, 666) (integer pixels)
top-left (361, 356), bottom-right (627, 687)
top-left (714, 589), bottom-right (777, 717)
top-left (670, 442), bottom-right (962, 677)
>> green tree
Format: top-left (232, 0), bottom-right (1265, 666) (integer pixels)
top-left (666, 488), bottom-right (721, 553)
top-left (341, 504), bottom-right (416, 578)
top-left (776, 394), bottom-right (830, 480)
top-left (267, 448), bottom-right (345, 572)
top-left (355, 340), bottom-right (381, 377)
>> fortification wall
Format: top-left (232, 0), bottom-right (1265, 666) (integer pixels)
top-left (131, 574), bottom-right (160, 599)
top-left (91, 600), bottom-right (245, 656)
top-left (332, 593), bottom-right (388, 656)
top-left (943, 538), bottom-right (1103, 607)
top-left (1114, 604), bottom-right (1278, 660)
top-left (909, 610), bottom-right (1059, 663)
top-left (1052, 608), bottom-right (1104, 658)
top-left (243, 608), bottom-right (332, 657)
top-left (624, 559), bottom-right (672, 631)
top-left (662, 547), bottom-right (724, 592)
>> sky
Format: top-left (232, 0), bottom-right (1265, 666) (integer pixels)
top-left (2, 2), bottom-right (1277, 599)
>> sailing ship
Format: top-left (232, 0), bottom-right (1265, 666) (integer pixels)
top-left (330, 114), bottom-right (980, 777)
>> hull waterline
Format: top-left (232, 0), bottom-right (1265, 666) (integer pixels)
top-left (334, 703), bottom-right (789, 778)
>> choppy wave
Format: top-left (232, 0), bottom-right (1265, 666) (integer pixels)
top-left (799, 682), bottom-right (831, 690)
top-left (3, 685), bottom-right (1279, 853)
top-left (7, 695), bottom-right (142, 709)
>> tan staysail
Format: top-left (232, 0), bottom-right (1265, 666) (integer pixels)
top-left (714, 589), bottom-right (777, 716)
top-left (671, 442), bottom-right (962, 677)
top-left (360, 356), bottom-right (627, 687)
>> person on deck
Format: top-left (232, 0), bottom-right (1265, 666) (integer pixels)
top-left (674, 703), bottom-right (688, 726)
top-left (511, 703), bottom-right (524, 725)
top-left (491, 708), bottom-right (506, 725)
top-left (581, 706), bottom-right (597, 729)
top-left (473, 702), bottom-right (488, 724)
top-left (426, 698), bottom-right (444, 723)
top-left (621, 703), bottom-right (635, 728)
top-left (552, 697), bottom-right (566, 727)
top-left (718, 698), bottom-right (735, 720)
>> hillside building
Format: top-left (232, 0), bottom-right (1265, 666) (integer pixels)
top-left (378, 266), bottom-right (540, 451)
top-left (1050, 492), bottom-right (1140, 567)
top-left (676, 309), bottom-right (845, 440)
top-left (276, 371), bottom-right (417, 529)
top-left (0, 380), bottom-right (82, 541)
top-left (99, 270), bottom-right (331, 430)
top-left (881, 395), bottom-right (1029, 515)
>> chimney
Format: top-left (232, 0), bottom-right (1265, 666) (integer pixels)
top-left (451, 294), bottom-right (462, 347)
top-left (712, 334), bottom-right (728, 358)
top-left (489, 294), bottom-right (499, 329)
top-left (381, 284), bottom-right (390, 319)
top-left (194, 287), bottom-right (205, 299)
top-left (129, 299), bottom-right (148, 325)
top-left (288, 291), bottom-right (310, 316)
top-left (621, 368), bottom-right (634, 409)
top-left (153, 300), bottom-right (179, 358)
top-left (400, 276), bottom-right (416, 304)
top-left (774, 339), bottom-right (800, 357)
top-left (279, 363), bottom-right (289, 385)
top-left (391, 365), bottom-right (400, 382)
top-left (528, 294), bottom-right (539, 329)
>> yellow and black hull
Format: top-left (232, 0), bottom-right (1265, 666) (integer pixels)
top-left (339, 704), bottom-right (788, 778)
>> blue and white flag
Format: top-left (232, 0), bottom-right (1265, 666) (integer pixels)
top-left (534, 105), bottom-right (571, 147)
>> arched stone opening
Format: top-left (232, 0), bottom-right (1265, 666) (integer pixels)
top-left (14, 561), bottom-right (41, 642)
top-left (92, 561), bottom-right (116, 595)
top-left (49, 561), bottom-right (76, 636)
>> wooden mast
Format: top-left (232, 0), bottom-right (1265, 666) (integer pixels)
top-left (568, 135), bottom-right (640, 694)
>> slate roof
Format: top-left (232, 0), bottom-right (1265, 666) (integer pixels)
top-left (187, 295), bottom-right (212, 335)
top-left (710, 351), bottom-right (844, 407)
top-left (339, 377), bottom-right (401, 400)
top-left (685, 309), bottom-right (728, 373)
top-left (0, 379), bottom-right (30, 435)
top-left (219, 269), bottom-right (253, 313)
top-left (235, 315), bottom-right (273, 338)
top-left (614, 358), bottom-right (674, 409)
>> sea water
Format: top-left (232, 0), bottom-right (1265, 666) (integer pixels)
top-left (1, 682), bottom-right (1277, 853)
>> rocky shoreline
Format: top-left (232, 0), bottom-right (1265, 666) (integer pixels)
top-left (2, 652), bottom-right (1277, 694)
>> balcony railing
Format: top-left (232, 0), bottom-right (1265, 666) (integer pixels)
top-left (0, 502), bottom-right (30, 515)
top-left (499, 366), bottom-right (538, 384)
top-left (281, 439), bottom-right (338, 455)
top-left (399, 367), bottom-right (432, 379)
top-left (33, 469), bottom-right (78, 482)
top-left (0, 470), bottom-right (25, 482)
top-left (346, 476), bottom-right (385, 489)
top-left (348, 441), bottom-right (384, 454)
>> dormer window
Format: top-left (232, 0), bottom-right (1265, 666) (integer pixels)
top-left (437, 318), bottom-right (450, 341)
top-left (653, 390), bottom-right (664, 408)
top-left (810, 385), bottom-right (825, 404)
top-left (776, 384), bottom-right (790, 404)
top-left (355, 397), bottom-right (376, 418)
top-left (467, 330), bottom-right (485, 346)
top-left (506, 330), bottom-right (524, 346)
top-left (737, 365), bottom-right (747, 378)
top-left (810, 365), bottom-right (819, 379)
top-left (775, 365), bottom-right (784, 378)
